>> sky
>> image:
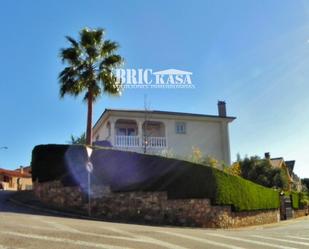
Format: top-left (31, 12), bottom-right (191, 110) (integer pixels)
top-left (0, 0), bottom-right (309, 177)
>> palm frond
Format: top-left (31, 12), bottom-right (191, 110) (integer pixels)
top-left (98, 70), bottom-right (122, 95)
top-left (93, 28), bottom-right (104, 44)
top-left (65, 36), bottom-right (79, 48)
top-left (84, 84), bottom-right (101, 102)
top-left (101, 40), bottom-right (119, 56)
top-left (59, 79), bottom-right (83, 98)
top-left (100, 54), bottom-right (123, 70)
top-left (60, 47), bottom-right (81, 65)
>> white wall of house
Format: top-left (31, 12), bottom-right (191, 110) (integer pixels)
top-left (92, 110), bottom-right (234, 166)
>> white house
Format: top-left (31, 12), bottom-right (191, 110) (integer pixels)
top-left (92, 101), bottom-right (235, 165)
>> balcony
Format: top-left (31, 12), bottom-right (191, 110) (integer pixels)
top-left (115, 135), bottom-right (140, 147)
top-left (145, 136), bottom-right (167, 148)
top-left (115, 135), bottom-right (167, 148)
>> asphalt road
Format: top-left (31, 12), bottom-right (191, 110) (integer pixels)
top-left (0, 191), bottom-right (309, 249)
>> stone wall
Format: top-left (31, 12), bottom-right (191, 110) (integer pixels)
top-left (294, 208), bottom-right (308, 218)
top-left (34, 181), bottom-right (280, 228)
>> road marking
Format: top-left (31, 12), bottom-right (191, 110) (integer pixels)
top-left (286, 235), bottom-right (309, 241)
top-left (3, 220), bottom-right (59, 232)
top-left (28, 219), bottom-right (188, 249)
top-left (31, 217), bottom-right (80, 233)
top-left (0, 245), bottom-right (25, 249)
top-left (205, 233), bottom-right (299, 249)
top-left (100, 227), bottom-right (189, 249)
top-left (158, 231), bottom-right (247, 249)
top-left (6, 222), bottom-right (140, 242)
top-left (0, 231), bottom-right (134, 249)
top-left (252, 235), bottom-right (309, 246)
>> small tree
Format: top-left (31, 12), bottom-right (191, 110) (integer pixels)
top-left (69, 133), bottom-right (86, 145)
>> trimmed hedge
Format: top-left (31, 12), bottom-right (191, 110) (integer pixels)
top-left (213, 170), bottom-right (280, 211)
top-left (283, 191), bottom-right (309, 209)
top-left (291, 192), bottom-right (300, 209)
top-left (299, 192), bottom-right (309, 208)
top-left (31, 144), bottom-right (88, 185)
top-left (31, 144), bottom-right (280, 211)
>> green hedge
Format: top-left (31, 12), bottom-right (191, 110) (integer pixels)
top-left (299, 192), bottom-right (309, 208)
top-left (283, 191), bottom-right (309, 209)
top-left (31, 144), bottom-right (280, 211)
top-left (213, 170), bottom-right (280, 211)
top-left (31, 144), bottom-right (88, 185)
top-left (291, 191), bottom-right (300, 209)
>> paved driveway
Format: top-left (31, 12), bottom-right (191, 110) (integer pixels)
top-left (0, 191), bottom-right (309, 249)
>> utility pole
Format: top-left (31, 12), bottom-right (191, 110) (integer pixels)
top-left (143, 95), bottom-right (152, 154)
top-left (85, 146), bottom-right (93, 216)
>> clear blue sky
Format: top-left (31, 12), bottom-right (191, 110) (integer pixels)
top-left (0, 0), bottom-right (309, 177)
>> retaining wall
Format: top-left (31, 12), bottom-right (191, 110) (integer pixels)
top-left (34, 181), bottom-right (282, 228)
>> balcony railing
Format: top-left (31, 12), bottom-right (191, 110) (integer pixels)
top-left (115, 135), bottom-right (139, 147)
top-left (114, 135), bottom-right (167, 148)
top-left (144, 137), bottom-right (167, 148)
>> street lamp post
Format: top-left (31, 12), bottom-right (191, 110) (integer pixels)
top-left (85, 146), bottom-right (93, 216)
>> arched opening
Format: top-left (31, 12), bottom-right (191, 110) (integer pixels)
top-left (114, 119), bottom-right (139, 147)
top-left (115, 119), bottom-right (138, 136)
top-left (142, 121), bottom-right (165, 137)
top-left (142, 121), bottom-right (166, 148)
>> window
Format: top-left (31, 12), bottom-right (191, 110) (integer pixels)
top-left (117, 128), bottom-right (127, 136)
top-left (117, 128), bottom-right (136, 136)
top-left (127, 128), bottom-right (136, 136)
top-left (175, 122), bottom-right (186, 134)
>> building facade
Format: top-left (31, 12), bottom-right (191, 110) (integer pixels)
top-left (0, 166), bottom-right (32, 190)
top-left (92, 102), bottom-right (235, 165)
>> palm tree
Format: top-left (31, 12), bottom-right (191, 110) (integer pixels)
top-left (59, 28), bottom-right (123, 145)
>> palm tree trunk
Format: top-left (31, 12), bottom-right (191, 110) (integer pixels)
top-left (86, 91), bottom-right (93, 145)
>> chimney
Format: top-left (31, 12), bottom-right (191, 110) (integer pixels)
top-left (218, 101), bottom-right (226, 117)
top-left (265, 152), bottom-right (271, 160)
top-left (20, 166), bottom-right (24, 174)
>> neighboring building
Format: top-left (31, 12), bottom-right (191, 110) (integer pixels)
top-left (92, 101), bottom-right (236, 165)
top-left (264, 153), bottom-right (295, 191)
top-left (0, 166), bottom-right (32, 190)
top-left (15, 165), bottom-right (32, 175)
top-left (285, 160), bottom-right (303, 192)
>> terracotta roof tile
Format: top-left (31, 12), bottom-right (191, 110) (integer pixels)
top-left (0, 168), bottom-right (31, 178)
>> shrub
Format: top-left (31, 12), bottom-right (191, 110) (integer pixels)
top-left (239, 156), bottom-right (288, 190)
top-left (283, 191), bottom-right (308, 209)
top-left (225, 162), bottom-right (241, 176)
top-left (301, 178), bottom-right (309, 191)
top-left (31, 144), bottom-right (280, 211)
top-left (299, 192), bottom-right (309, 208)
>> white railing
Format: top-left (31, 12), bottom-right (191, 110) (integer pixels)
top-left (115, 135), bottom-right (139, 147)
top-left (114, 136), bottom-right (167, 148)
top-left (144, 137), bottom-right (167, 148)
